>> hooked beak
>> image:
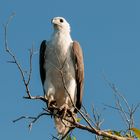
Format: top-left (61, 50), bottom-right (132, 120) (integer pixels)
top-left (51, 18), bottom-right (57, 25)
top-left (51, 18), bottom-right (62, 30)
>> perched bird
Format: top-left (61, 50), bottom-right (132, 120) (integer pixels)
top-left (39, 17), bottom-right (84, 137)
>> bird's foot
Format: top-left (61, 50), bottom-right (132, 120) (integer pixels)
top-left (68, 111), bottom-right (77, 123)
top-left (48, 99), bottom-right (57, 111)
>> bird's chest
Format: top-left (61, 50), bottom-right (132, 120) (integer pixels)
top-left (45, 45), bottom-right (75, 88)
top-left (55, 43), bottom-right (69, 63)
top-left (46, 40), bottom-right (72, 67)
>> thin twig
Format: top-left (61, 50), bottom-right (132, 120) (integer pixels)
top-left (92, 105), bottom-right (104, 130)
top-left (26, 46), bottom-right (34, 85)
top-left (28, 112), bottom-right (49, 131)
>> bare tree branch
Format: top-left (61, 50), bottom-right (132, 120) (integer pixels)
top-left (102, 73), bottom-right (140, 137)
top-left (3, 13), bottom-right (48, 103)
top-left (13, 106), bottom-right (134, 140)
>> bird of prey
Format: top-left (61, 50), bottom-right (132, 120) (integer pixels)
top-left (39, 17), bottom-right (84, 137)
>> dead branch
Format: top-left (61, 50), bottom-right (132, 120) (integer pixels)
top-left (103, 73), bottom-right (140, 137)
top-left (3, 13), bottom-right (48, 103)
top-left (13, 106), bottom-right (134, 140)
top-left (13, 111), bottom-right (50, 131)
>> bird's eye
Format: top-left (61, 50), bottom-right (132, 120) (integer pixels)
top-left (60, 19), bottom-right (63, 23)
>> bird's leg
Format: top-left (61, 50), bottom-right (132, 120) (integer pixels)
top-left (45, 94), bottom-right (56, 110)
top-left (59, 96), bottom-right (70, 119)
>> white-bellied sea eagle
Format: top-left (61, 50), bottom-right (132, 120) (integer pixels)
top-left (39, 17), bottom-right (84, 137)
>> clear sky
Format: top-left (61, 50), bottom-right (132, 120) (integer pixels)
top-left (0, 0), bottom-right (140, 140)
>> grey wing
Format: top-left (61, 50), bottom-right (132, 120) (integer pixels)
top-left (72, 41), bottom-right (84, 112)
top-left (39, 40), bottom-right (47, 86)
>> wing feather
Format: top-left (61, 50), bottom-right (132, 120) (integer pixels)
top-left (72, 41), bottom-right (84, 112)
top-left (39, 40), bottom-right (47, 86)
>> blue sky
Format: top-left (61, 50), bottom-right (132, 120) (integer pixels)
top-left (0, 0), bottom-right (140, 139)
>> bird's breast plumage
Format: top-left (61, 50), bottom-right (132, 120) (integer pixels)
top-left (44, 42), bottom-right (75, 85)
top-left (43, 31), bottom-right (76, 106)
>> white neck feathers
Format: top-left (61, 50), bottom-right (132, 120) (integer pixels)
top-left (51, 30), bottom-right (72, 49)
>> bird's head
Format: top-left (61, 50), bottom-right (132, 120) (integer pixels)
top-left (51, 17), bottom-right (71, 33)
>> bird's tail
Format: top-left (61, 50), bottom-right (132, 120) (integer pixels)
top-left (54, 114), bottom-right (76, 138)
